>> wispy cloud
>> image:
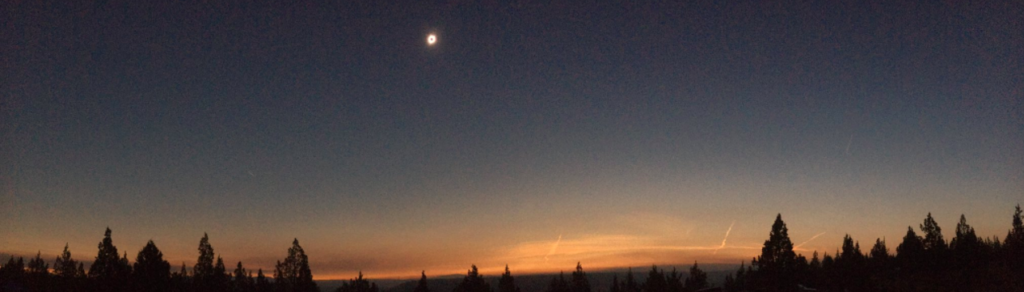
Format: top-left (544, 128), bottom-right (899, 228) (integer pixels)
top-left (544, 234), bottom-right (562, 262)
top-left (795, 232), bottom-right (827, 249)
top-left (713, 221), bottom-right (736, 255)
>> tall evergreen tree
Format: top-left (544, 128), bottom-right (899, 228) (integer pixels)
top-left (684, 262), bottom-right (708, 292)
top-left (255, 269), bottom-right (271, 292)
top-left (54, 244), bottom-right (80, 278)
top-left (642, 265), bottom-right (667, 292)
top-left (498, 265), bottom-right (518, 292)
top-left (570, 262), bottom-right (590, 292)
top-left (27, 252), bottom-right (48, 274)
top-left (951, 214), bottom-right (983, 290)
top-left (194, 232), bottom-right (216, 291)
top-left (835, 235), bottom-right (866, 291)
top-left (1007, 204), bottom-right (1024, 247)
top-left (170, 262), bottom-right (189, 291)
top-left (212, 256), bottom-right (229, 292)
top-left (337, 271), bottom-right (379, 292)
top-left (620, 268), bottom-right (639, 292)
top-left (0, 257), bottom-right (26, 289)
top-left (666, 268), bottom-right (684, 292)
top-left (1006, 204), bottom-right (1024, 272)
top-left (920, 213), bottom-right (947, 252)
top-left (133, 240), bottom-right (171, 292)
top-left (754, 214), bottom-right (797, 292)
top-left (454, 265), bottom-right (490, 292)
top-left (89, 228), bottom-right (131, 291)
top-left (414, 270), bottom-right (431, 292)
top-left (275, 238), bottom-right (318, 292)
top-left (545, 271), bottom-right (569, 292)
top-left (232, 261), bottom-right (251, 292)
top-left (952, 215), bottom-right (981, 258)
top-left (869, 238), bottom-right (890, 260)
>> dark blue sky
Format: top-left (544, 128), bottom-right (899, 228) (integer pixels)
top-left (3, 0), bottom-right (1022, 278)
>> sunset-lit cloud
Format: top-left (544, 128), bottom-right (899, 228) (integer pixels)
top-left (544, 234), bottom-right (562, 262)
top-left (494, 233), bottom-right (761, 275)
top-left (794, 232), bottom-right (827, 250)
top-left (713, 221), bottom-right (736, 255)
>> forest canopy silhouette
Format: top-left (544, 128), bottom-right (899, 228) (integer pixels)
top-left (1, 205), bottom-right (1022, 291)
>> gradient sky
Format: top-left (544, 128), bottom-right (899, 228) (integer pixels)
top-left (2, 1), bottom-right (1022, 280)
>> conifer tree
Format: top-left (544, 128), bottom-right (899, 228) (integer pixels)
top-left (642, 265), bottom-right (667, 292)
top-left (869, 238), bottom-right (890, 260)
top-left (570, 262), bottom-right (590, 292)
top-left (684, 262), bottom-right (708, 292)
top-left (754, 214), bottom-right (797, 292)
top-left (133, 240), bottom-right (171, 292)
top-left (621, 267), bottom-right (639, 292)
top-left (194, 232), bottom-right (216, 291)
top-left (232, 261), bottom-right (251, 292)
top-left (54, 244), bottom-right (80, 278)
top-left (952, 214), bottom-right (981, 261)
top-left (89, 228), bottom-right (131, 291)
top-left (666, 267), bottom-right (684, 292)
top-left (256, 269), bottom-right (271, 292)
top-left (275, 238), bottom-right (318, 292)
top-left (545, 271), bottom-right (569, 292)
top-left (337, 271), bottom-right (379, 292)
top-left (920, 213), bottom-right (947, 252)
top-left (0, 257), bottom-right (26, 288)
top-left (454, 265), bottom-right (490, 292)
top-left (414, 270), bottom-right (431, 292)
top-left (896, 226), bottom-right (924, 264)
top-left (1006, 204), bottom-right (1024, 274)
top-left (498, 265), bottom-right (518, 292)
top-left (213, 256), bottom-right (229, 291)
top-left (27, 252), bottom-right (49, 274)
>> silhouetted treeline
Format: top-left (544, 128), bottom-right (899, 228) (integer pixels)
top-left (4, 205), bottom-right (1022, 292)
top-left (0, 229), bottom-right (317, 292)
top-left (721, 205), bottom-right (1024, 291)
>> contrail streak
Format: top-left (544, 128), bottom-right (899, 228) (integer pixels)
top-left (795, 232), bottom-right (827, 249)
top-left (845, 134), bottom-right (854, 155)
top-left (544, 234), bottom-right (562, 262)
top-left (713, 221), bottom-right (735, 255)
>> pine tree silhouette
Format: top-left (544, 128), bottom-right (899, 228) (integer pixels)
top-left (621, 267), bottom-right (639, 292)
top-left (414, 270), bottom-right (431, 292)
top-left (896, 226), bottom-right (924, 266)
top-left (642, 265), bottom-right (667, 292)
top-left (256, 269), bottom-right (271, 292)
top-left (545, 271), bottom-right (569, 292)
top-left (232, 261), bottom-right (252, 292)
top-left (454, 265), bottom-right (490, 292)
top-left (497, 265), bottom-right (519, 292)
top-left (275, 238), bottom-right (318, 292)
top-left (54, 244), bottom-right (79, 278)
top-left (570, 262), bottom-right (590, 292)
top-left (1005, 204), bottom-right (1024, 288)
top-left (683, 262), bottom-right (707, 292)
top-left (27, 252), bottom-right (48, 274)
top-left (89, 228), bottom-right (130, 291)
top-left (666, 267), bottom-right (683, 292)
top-left (920, 213), bottom-right (947, 253)
top-left (753, 214), bottom-right (797, 292)
top-left (133, 240), bottom-right (171, 292)
top-left (194, 233), bottom-right (217, 291)
top-left (337, 271), bottom-right (379, 292)
top-left (0, 257), bottom-right (26, 290)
